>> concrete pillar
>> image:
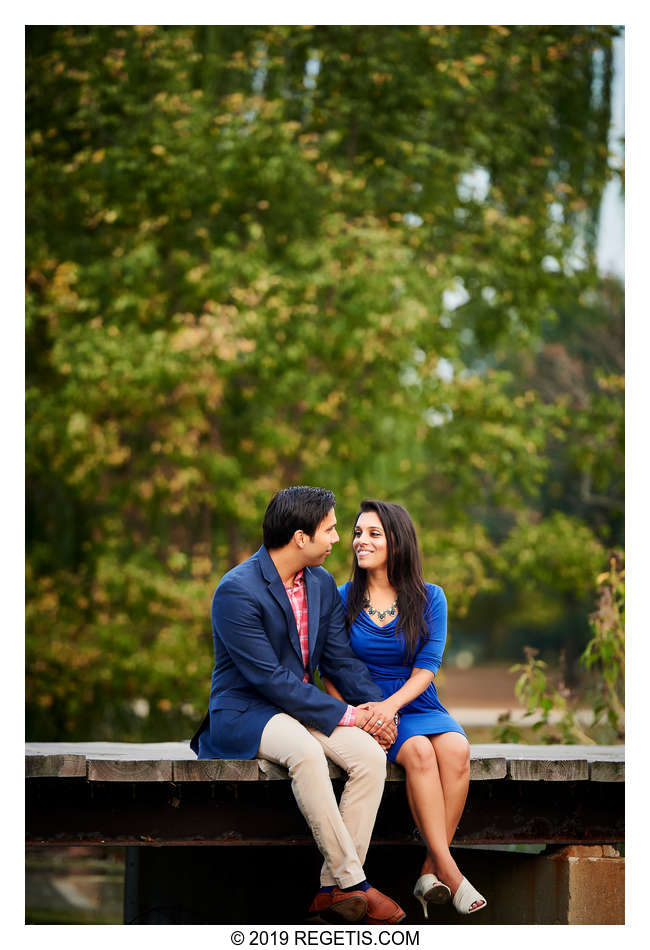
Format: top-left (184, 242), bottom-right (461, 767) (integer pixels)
top-left (543, 845), bottom-right (625, 925)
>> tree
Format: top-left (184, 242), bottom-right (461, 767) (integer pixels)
top-left (458, 275), bottom-right (624, 676)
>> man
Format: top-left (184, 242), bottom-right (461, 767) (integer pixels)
top-left (191, 486), bottom-right (405, 924)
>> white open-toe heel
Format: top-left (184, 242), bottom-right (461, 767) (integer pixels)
top-left (413, 873), bottom-right (452, 918)
top-left (452, 877), bottom-right (487, 915)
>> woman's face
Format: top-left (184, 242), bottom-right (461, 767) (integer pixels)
top-left (353, 510), bottom-right (388, 572)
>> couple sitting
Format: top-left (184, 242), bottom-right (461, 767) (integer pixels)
top-left (191, 486), bottom-right (486, 923)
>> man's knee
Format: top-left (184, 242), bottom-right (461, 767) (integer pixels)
top-left (288, 733), bottom-right (329, 773)
top-left (261, 716), bottom-right (329, 774)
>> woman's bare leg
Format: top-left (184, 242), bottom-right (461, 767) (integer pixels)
top-left (397, 736), bottom-right (463, 893)
top-left (419, 732), bottom-right (470, 873)
top-left (398, 733), bottom-right (483, 910)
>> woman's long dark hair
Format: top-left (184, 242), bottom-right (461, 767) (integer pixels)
top-left (346, 500), bottom-right (428, 661)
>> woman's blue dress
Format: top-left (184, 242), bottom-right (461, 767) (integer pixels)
top-left (337, 581), bottom-right (466, 763)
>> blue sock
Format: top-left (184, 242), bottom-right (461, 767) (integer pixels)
top-left (319, 885), bottom-right (335, 893)
top-left (342, 880), bottom-right (371, 892)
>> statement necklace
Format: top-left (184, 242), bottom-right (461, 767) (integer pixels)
top-left (363, 592), bottom-right (398, 621)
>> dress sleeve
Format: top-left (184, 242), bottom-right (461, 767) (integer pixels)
top-left (412, 585), bottom-right (448, 676)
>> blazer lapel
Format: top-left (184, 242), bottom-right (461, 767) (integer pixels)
top-left (304, 567), bottom-right (321, 673)
top-left (256, 546), bottom-right (303, 665)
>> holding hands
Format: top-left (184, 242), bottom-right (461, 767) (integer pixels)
top-left (355, 700), bottom-right (400, 750)
top-left (319, 673), bottom-right (399, 750)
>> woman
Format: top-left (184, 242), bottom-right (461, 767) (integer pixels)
top-left (322, 499), bottom-right (486, 918)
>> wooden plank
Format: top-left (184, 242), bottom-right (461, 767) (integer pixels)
top-left (508, 758), bottom-right (589, 781)
top-left (25, 743), bottom-right (625, 786)
top-left (475, 744), bottom-right (623, 782)
top-left (173, 759), bottom-right (259, 782)
top-left (472, 743), bottom-right (623, 761)
top-left (590, 760), bottom-right (625, 782)
top-left (470, 755), bottom-right (507, 780)
top-left (26, 741), bottom-right (194, 759)
top-left (87, 758), bottom-right (172, 782)
top-left (257, 759), bottom-right (289, 781)
top-left (25, 753), bottom-right (86, 778)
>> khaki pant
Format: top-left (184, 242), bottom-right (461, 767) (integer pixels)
top-left (257, 713), bottom-right (387, 888)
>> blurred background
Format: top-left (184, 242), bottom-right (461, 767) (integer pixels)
top-left (26, 25), bottom-right (624, 749)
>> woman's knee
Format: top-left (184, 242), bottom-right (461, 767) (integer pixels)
top-left (399, 736), bottom-right (437, 773)
top-left (435, 733), bottom-right (470, 777)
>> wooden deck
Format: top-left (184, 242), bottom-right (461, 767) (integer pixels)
top-left (26, 741), bottom-right (624, 849)
top-left (25, 740), bottom-right (625, 783)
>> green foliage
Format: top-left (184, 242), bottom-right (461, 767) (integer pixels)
top-left (26, 26), bottom-right (622, 739)
top-left (493, 553), bottom-right (624, 744)
top-left (495, 647), bottom-right (596, 745)
top-left (582, 554), bottom-right (625, 737)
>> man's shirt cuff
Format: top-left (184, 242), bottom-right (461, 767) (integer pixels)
top-left (338, 704), bottom-right (357, 726)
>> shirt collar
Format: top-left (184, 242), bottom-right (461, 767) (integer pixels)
top-left (284, 569), bottom-right (304, 590)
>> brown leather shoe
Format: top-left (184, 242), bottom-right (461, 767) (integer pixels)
top-left (363, 886), bottom-right (406, 924)
top-left (308, 887), bottom-right (368, 923)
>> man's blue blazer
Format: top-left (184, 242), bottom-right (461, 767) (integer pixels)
top-left (190, 545), bottom-right (384, 759)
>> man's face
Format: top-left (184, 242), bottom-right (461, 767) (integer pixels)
top-left (301, 508), bottom-right (339, 566)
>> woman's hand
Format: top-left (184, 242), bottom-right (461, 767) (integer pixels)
top-left (323, 674), bottom-right (399, 748)
top-left (357, 700), bottom-right (399, 744)
top-left (323, 678), bottom-right (394, 748)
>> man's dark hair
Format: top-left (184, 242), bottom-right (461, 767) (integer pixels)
top-left (263, 486), bottom-right (336, 549)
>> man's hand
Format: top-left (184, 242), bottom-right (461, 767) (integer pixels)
top-left (355, 702), bottom-right (398, 746)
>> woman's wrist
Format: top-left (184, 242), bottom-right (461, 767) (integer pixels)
top-left (384, 701), bottom-right (401, 721)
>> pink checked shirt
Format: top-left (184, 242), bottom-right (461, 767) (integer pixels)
top-left (284, 571), bottom-right (356, 727)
